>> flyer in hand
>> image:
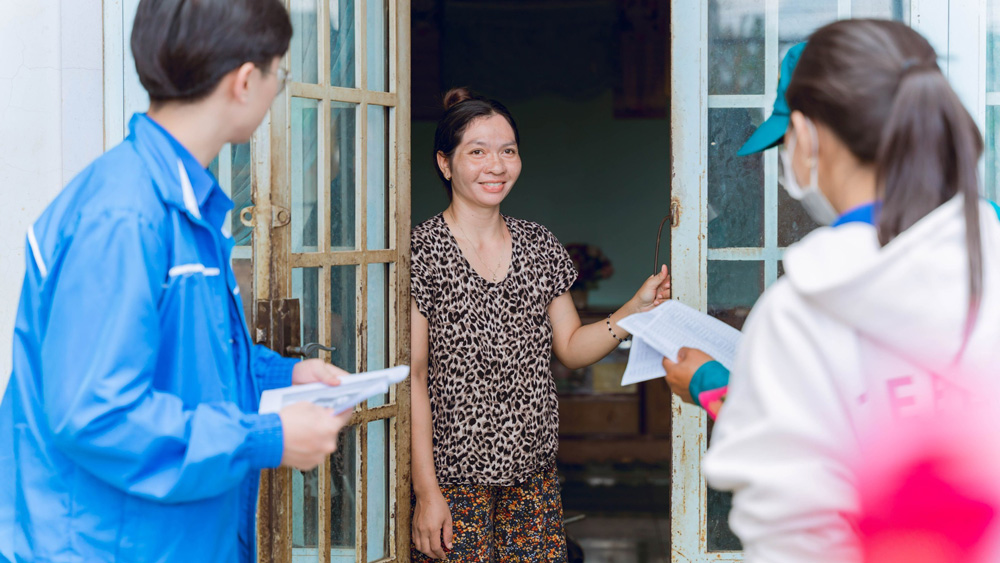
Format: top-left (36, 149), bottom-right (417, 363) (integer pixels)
top-left (258, 365), bottom-right (410, 415)
top-left (617, 301), bottom-right (741, 386)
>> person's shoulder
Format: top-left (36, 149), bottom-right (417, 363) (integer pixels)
top-left (412, 212), bottom-right (445, 239)
top-left (410, 213), bottom-right (449, 257)
top-left (65, 142), bottom-right (163, 220)
top-left (740, 277), bottom-right (838, 354)
top-left (506, 216), bottom-right (558, 244)
top-left (412, 213), bottom-right (443, 234)
top-left (36, 143), bottom-right (166, 241)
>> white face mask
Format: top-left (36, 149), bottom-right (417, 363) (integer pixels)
top-left (779, 118), bottom-right (840, 226)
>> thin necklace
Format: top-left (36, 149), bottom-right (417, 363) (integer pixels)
top-left (446, 210), bottom-right (508, 283)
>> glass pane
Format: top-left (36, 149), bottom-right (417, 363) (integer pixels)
top-left (331, 425), bottom-right (358, 550)
top-left (709, 0), bottom-right (765, 95)
top-left (989, 106), bottom-right (1000, 201)
top-left (331, 103), bottom-right (358, 250)
top-left (778, 0), bottom-right (836, 55)
top-left (708, 108), bottom-right (764, 248)
top-left (366, 0), bottom-right (389, 91)
top-left (208, 143), bottom-right (254, 246)
top-left (292, 467), bottom-right (321, 552)
top-left (706, 260), bottom-right (763, 553)
top-left (367, 263), bottom-right (389, 407)
top-left (293, 268), bottom-right (321, 359)
top-left (990, 1), bottom-right (1000, 201)
top-left (367, 105), bottom-right (389, 250)
top-left (708, 260), bottom-right (764, 331)
top-left (230, 142), bottom-right (254, 246)
top-left (330, 0), bottom-right (356, 88)
top-left (208, 155), bottom-right (219, 180)
top-left (850, 0), bottom-right (908, 20)
top-left (991, 1), bottom-right (1000, 93)
top-left (233, 258), bottom-right (254, 325)
top-left (292, 0), bottom-right (320, 84)
top-left (210, 143), bottom-right (254, 325)
top-left (331, 266), bottom-right (358, 371)
top-left (366, 419), bottom-right (391, 562)
top-left (293, 98), bottom-right (321, 253)
top-left (706, 486), bottom-right (742, 552)
top-left (777, 176), bottom-right (821, 247)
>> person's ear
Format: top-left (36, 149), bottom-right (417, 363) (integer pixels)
top-left (789, 110), bottom-right (813, 159)
top-left (436, 151), bottom-right (451, 181)
top-left (230, 62), bottom-right (257, 103)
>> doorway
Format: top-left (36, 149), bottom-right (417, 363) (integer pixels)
top-left (410, 1), bottom-right (673, 561)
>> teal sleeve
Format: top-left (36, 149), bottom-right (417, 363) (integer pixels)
top-left (990, 200), bottom-right (1000, 221)
top-left (689, 361), bottom-right (731, 408)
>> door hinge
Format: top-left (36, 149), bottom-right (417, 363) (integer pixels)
top-left (272, 205), bottom-right (291, 228)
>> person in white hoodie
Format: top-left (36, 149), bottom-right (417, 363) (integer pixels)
top-left (702, 18), bottom-right (1000, 563)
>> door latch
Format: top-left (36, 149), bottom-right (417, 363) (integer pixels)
top-left (286, 343), bottom-right (337, 357)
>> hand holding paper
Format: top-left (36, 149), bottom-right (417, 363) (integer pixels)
top-left (617, 301), bottom-right (741, 386)
top-left (260, 365), bottom-right (410, 415)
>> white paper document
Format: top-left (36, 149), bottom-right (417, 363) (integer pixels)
top-left (259, 365), bottom-right (410, 415)
top-left (617, 301), bottom-right (742, 386)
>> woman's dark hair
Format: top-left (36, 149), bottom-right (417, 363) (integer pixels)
top-left (433, 87), bottom-right (520, 199)
top-left (131, 0), bottom-right (293, 103)
top-left (787, 19), bottom-right (984, 333)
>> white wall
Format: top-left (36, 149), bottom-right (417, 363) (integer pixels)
top-left (0, 0), bottom-right (104, 392)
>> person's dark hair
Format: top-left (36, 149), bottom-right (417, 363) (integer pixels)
top-left (786, 19), bottom-right (984, 333)
top-left (433, 87), bottom-right (520, 199)
top-left (131, 0), bottom-right (293, 103)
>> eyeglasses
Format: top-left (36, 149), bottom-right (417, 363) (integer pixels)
top-left (273, 67), bottom-right (290, 95)
top-left (259, 64), bottom-right (290, 95)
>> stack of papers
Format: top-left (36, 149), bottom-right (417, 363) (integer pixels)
top-left (259, 365), bottom-right (410, 415)
top-left (617, 301), bottom-right (742, 385)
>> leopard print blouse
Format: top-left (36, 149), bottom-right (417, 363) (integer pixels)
top-left (411, 213), bottom-right (578, 486)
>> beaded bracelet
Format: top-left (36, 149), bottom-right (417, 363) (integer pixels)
top-left (606, 315), bottom-right (626, 343)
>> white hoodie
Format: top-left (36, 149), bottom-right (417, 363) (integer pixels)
top-left (703, 197), bottom-right (1000, 562)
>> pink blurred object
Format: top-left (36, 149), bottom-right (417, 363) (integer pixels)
top-left (854, 410), bottom-right (1000, 563)
top-left (698, 386), bottom-right (727, 421)
top-left (858, 458), bottom-right (995, 563)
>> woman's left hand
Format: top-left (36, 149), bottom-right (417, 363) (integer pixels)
top-left (633, 264), bottom-right (671, 312)
top-left (292, 358), bottom-right (348, 386)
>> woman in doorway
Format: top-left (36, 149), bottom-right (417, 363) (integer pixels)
top-left (409, 88), bottom-right (671, 562)
top-left (702, 20), bottom-right (1000, 563)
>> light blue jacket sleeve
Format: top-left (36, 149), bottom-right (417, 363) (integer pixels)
top-left (40, 210), bottom-right (284, 504)
top-left (252, 344), bottom-right (298, 391)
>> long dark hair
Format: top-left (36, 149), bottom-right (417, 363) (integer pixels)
top-left (433, 87), bottom-right (520, 200)
top-left (786, 19), bottom-right (984, 332)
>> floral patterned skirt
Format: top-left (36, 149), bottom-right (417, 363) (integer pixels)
top-left (411, 466), bottom-right (568, 562)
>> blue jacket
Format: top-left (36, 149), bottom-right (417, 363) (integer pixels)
top-left (0, 114), bottom-right (299, 562)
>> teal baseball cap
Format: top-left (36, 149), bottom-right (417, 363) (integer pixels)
top-left (737, 42), bottom-right (807, 156)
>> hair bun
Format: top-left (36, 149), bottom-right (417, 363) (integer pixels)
top-left (443, 87), bottom-right (475, 110)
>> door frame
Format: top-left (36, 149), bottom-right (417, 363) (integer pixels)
top-left (255, 0), bottom-right (413, 561)
top-left (666, 1), bottom-right (979, 560)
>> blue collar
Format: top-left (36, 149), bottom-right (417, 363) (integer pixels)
top-left (128, 113), bottom-right (232, 231)
top-left (832, 202), bottom-right (878, 227)
top-left (142, 115), bottom-right (217, 208)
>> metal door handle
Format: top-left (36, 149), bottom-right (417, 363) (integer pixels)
top-left (286, 342), bottom-right (337, 357)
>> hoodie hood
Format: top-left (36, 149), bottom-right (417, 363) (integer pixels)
top-left (782, 196), bottom-right (1000, 377)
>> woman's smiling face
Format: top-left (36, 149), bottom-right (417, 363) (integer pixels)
top-left (438, 113), bottom-right (521, 208)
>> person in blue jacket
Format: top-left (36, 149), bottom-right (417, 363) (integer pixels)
top-left (0, 1), bottom-right (353, 561)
